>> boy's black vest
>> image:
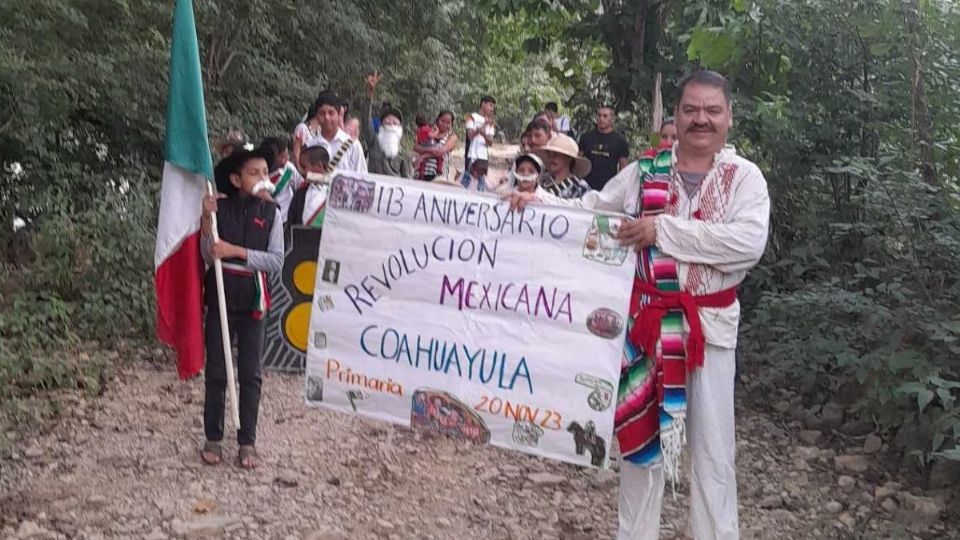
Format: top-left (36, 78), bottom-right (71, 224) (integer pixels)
top-left (204, 197), bottom-right (277, 312)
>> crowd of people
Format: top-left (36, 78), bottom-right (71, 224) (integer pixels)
top-left (212, 71), bottom-right (688, 229)
top-left (198, 69), bottom-right (770, 540)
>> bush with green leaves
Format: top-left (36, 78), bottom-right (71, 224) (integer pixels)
top-left (0, 0), bottom-right (573, 403)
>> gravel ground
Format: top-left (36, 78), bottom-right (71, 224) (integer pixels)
top-left (1, 360), bottom-right (957, 540)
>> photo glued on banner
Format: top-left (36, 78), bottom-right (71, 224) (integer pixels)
top-left (304, 172), bottom-right (635, 468)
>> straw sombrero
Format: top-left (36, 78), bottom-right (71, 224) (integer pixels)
top-left (533, 134), bottom-right (592, 178)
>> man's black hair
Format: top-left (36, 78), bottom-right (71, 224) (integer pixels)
top-left (314, 91), bottom-right (340, 112)
top-left (597, 104), bottom-right (617, 113)
top-left (545, 102), bottom-right (558, 112)
top-left (480, 95), bottom-right (496, 105)
top-left (525, 118), bottom-right (551, 135)
top-left (678, 70), bottom-right (732, 104)
top-left (214, 148), bottom-right (272, 196)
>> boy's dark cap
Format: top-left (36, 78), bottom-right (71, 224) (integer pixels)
top-left (214, 147), bottom-right (273, 195)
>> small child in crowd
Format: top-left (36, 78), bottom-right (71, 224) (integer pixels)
top-left (200, 148), bottom-right (284, 470)
top-left (416, 114), bottom-right (439, 145)
top-left (413, 114), bottom-right (438, 177)
top-left (510, 154), bottom-right (544, 194)
top-left (460, 159), bottom-right (496, 192)
top-left (288, 146), bottom-right (332, 228)
top-left (260, 136), bottom-right (304, 224)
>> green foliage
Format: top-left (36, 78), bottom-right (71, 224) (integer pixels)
top-left (718, 0), bottom-right (960, 467)
top-left (496, 0), bottom-right (960, 468)
top-left (0, 0), bottom-right (571, 401)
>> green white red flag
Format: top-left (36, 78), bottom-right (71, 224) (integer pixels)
top-left (154, 0), bottom-right (213, 379)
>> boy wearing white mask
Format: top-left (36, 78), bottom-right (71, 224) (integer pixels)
top-left (510, 153), bottom-right (544, 194)
top-left (367, 108), bottom-right (412, 178)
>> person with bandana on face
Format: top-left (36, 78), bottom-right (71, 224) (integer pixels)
top-left (509, 153), bottom-right (544, 194)
top-left (367, 107), bottom-right (412, 178)
top-left (199, 149), bottom-right (283, 470)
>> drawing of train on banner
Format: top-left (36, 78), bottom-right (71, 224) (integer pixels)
top-left (263, 226), bottom-right (323, 372)
top-left (410, 388), bottom-right (491, 444)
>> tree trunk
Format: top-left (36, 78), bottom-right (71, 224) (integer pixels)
top-left (901, 0), bottom-right (938, 186)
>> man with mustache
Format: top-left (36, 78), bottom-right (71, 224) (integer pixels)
top-left (367, 107), bottom-right (412, 178)
top-left (511, 70), bottom-right (770, 540)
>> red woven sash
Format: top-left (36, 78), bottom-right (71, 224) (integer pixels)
top-left (629, 281), bottom-right (737, 371)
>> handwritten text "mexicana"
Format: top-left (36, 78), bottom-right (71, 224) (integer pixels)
top-left (439, 275), bottom-right (573, 324)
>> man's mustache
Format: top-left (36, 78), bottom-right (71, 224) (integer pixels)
top-left (687, 124), bottom-right (715, 133)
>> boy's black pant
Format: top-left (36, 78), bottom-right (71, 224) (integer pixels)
top-left (203, 307), bottom-right (264, 446)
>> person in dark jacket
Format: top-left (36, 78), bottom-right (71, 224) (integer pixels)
top-left (199, 148), bottom-right (283, 469)
top-left (366, 107), bottom-right (412, 178)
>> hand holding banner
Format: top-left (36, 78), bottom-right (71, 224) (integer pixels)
top-left (305, 173), bottom-right (635, 468)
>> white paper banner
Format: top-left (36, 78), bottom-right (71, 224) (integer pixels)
top-left (305, 173), bottom-right (635, 468)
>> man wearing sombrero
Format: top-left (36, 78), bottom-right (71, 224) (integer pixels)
top-left (533, 134), bottom-right (593, 199)
top-left (512, 70), bottom-right (770, 540)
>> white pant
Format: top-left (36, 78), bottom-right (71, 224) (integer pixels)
top-left (617, 345), bottom-right (739, 540)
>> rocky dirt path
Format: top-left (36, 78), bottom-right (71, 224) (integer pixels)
top-left (2, 359), bottom-right (957, 540)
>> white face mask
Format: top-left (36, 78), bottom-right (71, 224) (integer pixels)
top-left (306, 171), bottom-right (330, 184)
top-left (513, 172), bottom-right (539, 185)
top-left (251, 177), bottom-right (276, 195)
top-left (377, 124), bottom-right (403, 158)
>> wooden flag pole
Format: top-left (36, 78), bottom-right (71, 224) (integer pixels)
top-left (205, 181), bottom-right (241, 430)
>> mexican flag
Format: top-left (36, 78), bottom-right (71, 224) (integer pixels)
top-left (154, 0), bottom-right (213, 380)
